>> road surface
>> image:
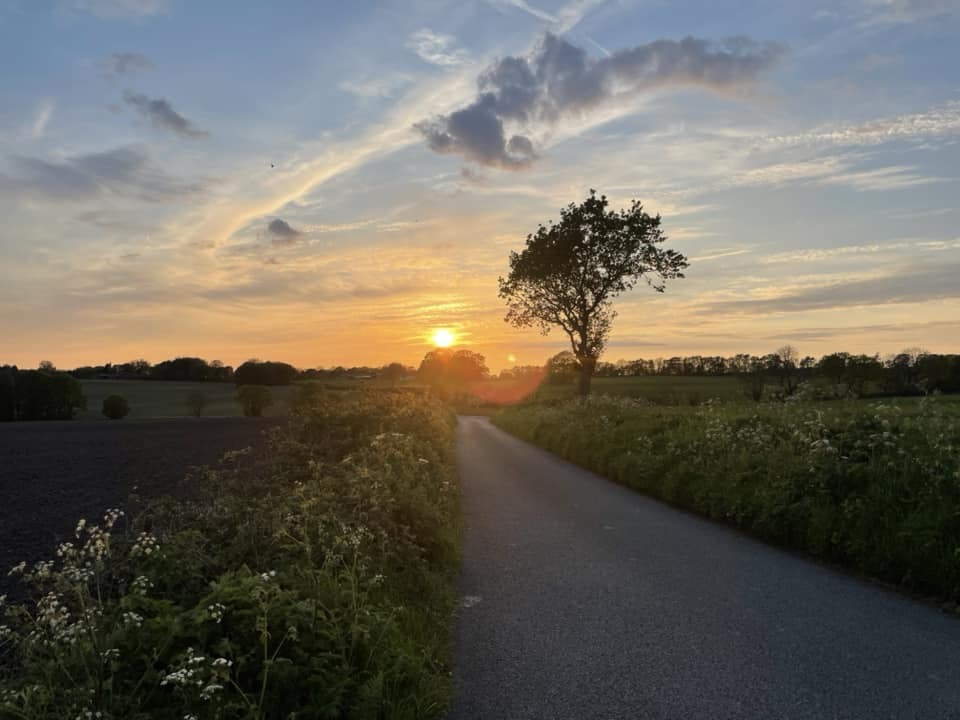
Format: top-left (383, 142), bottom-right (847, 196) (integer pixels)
top-left (448, 416), bottom-right (960, 720)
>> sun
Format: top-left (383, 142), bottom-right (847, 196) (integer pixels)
top-left (432, 328), bottom-right (455, 348)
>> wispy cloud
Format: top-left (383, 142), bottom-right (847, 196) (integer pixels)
top-left (71, 0), bottom-right (166, 19)
top-left (105, 51), bottom-right (152, 76)
top-left (416, 32), bottom-right (784, 168)
top-left (28, 99), bottom-right (55, 139)
top-left (860, 0), bottom-right (959, 26)
top-left (406, 28), bottom-right (469, 67)
top-left (122, 91), bottom-right (208, 138)
top-left (0, 145), bottom-right (204, 203)
top-left (760, 101), bottom-right (960, 149)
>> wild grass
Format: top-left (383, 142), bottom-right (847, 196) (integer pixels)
top-left (494, 394), bottom-right (960, 601)
top-left (0, 391), bottom-right (461, 719)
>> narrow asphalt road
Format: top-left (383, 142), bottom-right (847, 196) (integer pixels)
top-left (448, 416), bottom-right (960, 720)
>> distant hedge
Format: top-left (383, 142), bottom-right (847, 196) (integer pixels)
top-left (0, 365), bottom-right (86, 421)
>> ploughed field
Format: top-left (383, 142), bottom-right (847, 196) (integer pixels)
top-left (0, 417), bottom-right (280, 598)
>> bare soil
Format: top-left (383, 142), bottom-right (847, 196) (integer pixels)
top-left (0, 417), bottom-right (281, 598)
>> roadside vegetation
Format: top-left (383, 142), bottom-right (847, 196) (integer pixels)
top-left (0, 391), bottom-right (461, 719)
top-left (494, 393), bottom-right (960, 602)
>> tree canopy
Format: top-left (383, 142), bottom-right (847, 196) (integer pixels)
top-left (499, 190), bottom-right (688, 394)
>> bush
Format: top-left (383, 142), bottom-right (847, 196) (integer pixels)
top-left (101, 394), bottom-right (130, 420)
top-left (187, 390), bottom-right (208, 417)
top-left (236, 385), bottom-right (273, 416)
top-left (0, 392), bottom-right (460, 719)
top-left (494, 395), bottom-right (960, 600)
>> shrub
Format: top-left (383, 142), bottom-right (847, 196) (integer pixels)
top-left (0, 392), bottom-right (460, 719)
top-left (236, 385), bottom-right (273, 416)
top-left (187, 390), bottom-right (208, 417)
top-left (101, 394), bottom-right (130, 420)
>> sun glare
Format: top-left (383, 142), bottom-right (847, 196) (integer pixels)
top-left (432, 328), bottom-right (455, 347)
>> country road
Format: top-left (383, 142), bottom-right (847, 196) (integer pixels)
top-left (447, 416), bottom-right (960, 720)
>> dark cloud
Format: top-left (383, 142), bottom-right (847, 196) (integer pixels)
top-left (266, 218), bottom-right (304, 245)
top-left (701, 263), bottom-right (960, 315)
top-left (123, 90), bottom-right (208, 138)
top-left (416, 32), bottom-right (784, 168)
top-left (106, 51), bottom-right (153, 75)
top-left (0, 146), bottom-right (204, 202)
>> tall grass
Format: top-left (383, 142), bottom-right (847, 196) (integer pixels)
top-left (1, 391), bottom-right (461, 719)
top-left (494, 395), bottom-right (960, 601)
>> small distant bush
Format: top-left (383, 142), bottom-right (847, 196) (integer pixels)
top-left (101, 394), bottom-right (130, 420)
top-left (236, 384), bottom-right (272, 416)
top-left (187, 390), bottom-right (208, 417)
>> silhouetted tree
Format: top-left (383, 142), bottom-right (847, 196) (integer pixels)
top-left (499, 190), bottom-right (688, 395)
top-left (234, 360), bottom-right (298, 386)
top-left (236, 385), bottom-right (273, 416)
top-left (381, 362), bottom-right (407, 386)
top-left (418, 349), bottom-right (489, 395)
top-left (545, 351), bottom-right (579, 385)
top-left (0, 366), bottom-right (86, 421)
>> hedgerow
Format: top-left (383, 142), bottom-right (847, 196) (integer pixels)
top-left (494, 395), bottom-right (960, 600)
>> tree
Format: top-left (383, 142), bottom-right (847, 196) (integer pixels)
top-left (381, 362), bottom-right (407, 386)
top-left (187, 390), bottom-right (208, 417)
top-left (775, 345), bottom-right (800, 395)
top-left (102, 395), bottom-right (130, 420)
top-left (499, 190), bottom-right (688, 395)
top-left (545, 351), bottom-right (579, 385)
top-left (236, 385), bottom-right (273, 416)
top-left (417, 349), bottom-right (489, 396)
top-left (38, 360), bottom-right (56, 372)
top-left (234, 360), bottom-right (298, 386)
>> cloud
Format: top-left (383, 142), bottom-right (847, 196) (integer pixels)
top-left (72, 0), bottom-right (166, 18)
top-left (29, 99), bottom-right (55, 139)
top-left (0, 145), bottom-right (204, 202)
top-left (701, 262), bottom-right (960, 314)
top-left (266, 218), bottom-right (304, 245)
top-left (415, 33), bottom-right (784, 168)
top-left (761, 101), bottom-right (960, 149)
top-left (122, 91), bottom-right (208, 138)
top-left (861, 0), bottom-right (959, 25)
top-left (407, 28), bottom-right (469, 66)
top-left (106, 51), bottom-right (152, 75)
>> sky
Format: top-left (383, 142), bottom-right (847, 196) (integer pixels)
top-left (1, 0), bottom-right (959, 372)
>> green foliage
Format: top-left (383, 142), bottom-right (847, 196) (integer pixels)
top-left (101, 394), bottom-right (130, 420)
top-left (498, 190), bottom-right (688, 395)
top-left (0, 366), bottom-right (86, 421)
top-left (0, 392), bottom-right (461, 719)
top-left (495, 395), bottom-right (960, 600)
top-left (236, 385), bottom-right (273, 417)
top-left (417, 349), bottom-right (488, 399)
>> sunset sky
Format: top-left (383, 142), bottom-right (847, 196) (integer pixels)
top-left (2, 0), bottom-right (959, 371)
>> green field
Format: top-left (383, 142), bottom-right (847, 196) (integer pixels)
top-left (77, 379), bottom-right (295, 419)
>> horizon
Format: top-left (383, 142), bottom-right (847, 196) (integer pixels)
top-left (2, 1), bottom-right (959, 371)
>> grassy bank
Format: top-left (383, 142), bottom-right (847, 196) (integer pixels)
top-left (494, 395), bottom-right (960, 602)
top-left (1, 392), bottom-right (461, 719)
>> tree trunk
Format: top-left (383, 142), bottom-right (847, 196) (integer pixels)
top-left (577, 357), bottom-right (596, 396)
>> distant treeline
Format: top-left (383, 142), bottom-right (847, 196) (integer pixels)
top-left (68, 358), bottom-right (416, 386)
top-left (532, 349), bottom-right (960, 396)
top-left (0, 365), bottom-right (86, 421)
